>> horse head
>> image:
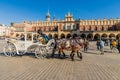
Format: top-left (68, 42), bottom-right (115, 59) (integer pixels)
top-left (47, 39), bottom-right (55, 47)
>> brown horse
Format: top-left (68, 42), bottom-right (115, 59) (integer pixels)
top-left (69, 38), bottom-right (83, 61)
top-left (52, 38), bottom-right (83, 60)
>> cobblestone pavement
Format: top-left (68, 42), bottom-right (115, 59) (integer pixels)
top-left (0, 40), bottom-right (120, 80)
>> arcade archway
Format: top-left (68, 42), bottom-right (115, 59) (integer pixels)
top-left (116, 34), bottom-right (120, 39)
top-left (81, 34), bottom-right (86, 39)
top-left (87, 34), bottom-right (93, 40)
top-left (66, 34), bottom-right (71, 38)
top-left (109, 33), bottom-right (115, 39)
top-left (73, 33), bottom-right (78, 38)
top-left (16, 33), bottom-right (19, 37)
top-left (20, 33), bottom-right (24, 37)
top-left (54, 34), bottom-right (58, 39)
top-left (94, 34), bottom-right (100, 40)
top-left (61, 34), bottom-right (65, 39)
top-left (101, 33), bottom-right (108, 39)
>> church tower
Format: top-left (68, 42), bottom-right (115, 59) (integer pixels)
top-left (46, 10), bottom-right (50, 21)
top-left (65, 11), bottom-right (74, 21)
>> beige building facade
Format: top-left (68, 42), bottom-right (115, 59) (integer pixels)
top-left (0, 24), bottom-right (14, 38)
top-left (11, 12), bottom-right (120, 40)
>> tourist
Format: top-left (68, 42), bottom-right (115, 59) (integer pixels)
top-left (111, 39), bottom-right (117, 51)
top-left (83, 39), bottom-right (89, 52)
top-left (99, 40), bottom-right (105, 55)
top-left (110, 39), bottom-right (113, 50)
top-left (117, 40), bottom-right (120, 53)
top-left (106, 39), bottom-right (109, 46)
top-left (96, 40), bottom-right (100, 50)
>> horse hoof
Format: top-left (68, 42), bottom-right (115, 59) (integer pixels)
top-left (71, 59), bottom-right (74, 61)
top-left (80, 56), bottom-right (82, 60)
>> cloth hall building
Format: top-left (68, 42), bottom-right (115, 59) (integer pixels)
top-left (11, 12), bottom-right (120, 40)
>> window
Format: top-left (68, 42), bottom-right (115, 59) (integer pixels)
top-left (73, 25), bottom-right (76, 30)
top-left (95, 26), bottom-right (97, 31)
top-left (44, 27), bottom-right (46, 31)
top-left (67, 24), bottom-right (71, 30)
top-left (63, 25), bottom-right (65, 30)
top-left (76, 24), bottom-right (79, 29)
top-left (89, 26), bottom-right (91, 31)
top-left (54, 26), bottom-right (58, 31)
top-left (102, 26), bottom-right (104, 31)
top-left (83, 26), bottom-right (85, 31)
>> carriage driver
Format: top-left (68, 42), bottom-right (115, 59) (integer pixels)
top-left (37, 28), bottom-right (50, 43)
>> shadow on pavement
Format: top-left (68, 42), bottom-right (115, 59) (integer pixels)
top-left (0, 52), bottom-right (36, 58)
top-left (0, 53), bottom-right (5, 56)
top-left (0, 52), bottom-right (83, 61)
top-left (84, 52), bottom-right (99, 55)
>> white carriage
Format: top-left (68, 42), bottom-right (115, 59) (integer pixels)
top-left (3, 32), bottom-right (55, 58)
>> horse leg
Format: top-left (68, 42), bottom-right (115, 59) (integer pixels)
top-left (86, 47), bottom-right (88, 52)
top-left (70, 51), bottom-right (75, 61)
top-left (62, 51), bottom-right (66, 58)
top-left (77, 50), bottom-right (82, 60)
top-left (84, 47), bottom-right (85, 52)
top-left (58, 50), bottom-right (61, 58)
top-left (51, 49), bottom-right (55, 58)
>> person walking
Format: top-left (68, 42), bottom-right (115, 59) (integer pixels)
top-left (96, 40), bottom-right (100, 50)
top-left (110, 39), bottom-right (113, 50)
top-left (106, 39), bottom-right (109, 46)
top-left (117, 40), bottom-right (120, 53)
top-left (99, 40), bottom-right (105, 55)
top-left (111, 39), bottom-right (117, 53)
top-left (112, 40), bottom-right (117, 48)
top-left (83, 39), bottom-right (89, 52)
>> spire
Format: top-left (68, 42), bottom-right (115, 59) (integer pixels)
top-left (67, 11), bottom-right (71, 16)
top-left (53, 15), bottom-right (56, 21)
top-left (46, 9), bottom-right (50, 21)
top-left (78, 16), bottom-right (80, 20)
top-left (46, 9), bottom-right (50, 17)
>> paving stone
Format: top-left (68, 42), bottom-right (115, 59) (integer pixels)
top-left (0, 40), bottom-right (120, 80)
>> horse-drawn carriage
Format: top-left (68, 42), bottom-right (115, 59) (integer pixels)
top-left (4, 32), bottom-right (83, 61)
top-left (3, 32), bottom-right (55, 58)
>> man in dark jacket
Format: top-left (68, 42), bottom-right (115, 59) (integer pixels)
top-left (96, 40), bottom-right (100, 50)
top-left (117, 40), bottom-right (120, 53)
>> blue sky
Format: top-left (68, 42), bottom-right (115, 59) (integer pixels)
top-left (0, 0), bottom-right (120, 26)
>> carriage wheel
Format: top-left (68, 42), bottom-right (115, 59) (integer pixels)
top-left (4, 42), bottom-right (17, 57)
top-left (77, 51), bottom-right (82, 60)
top-left (35, 46), bottom-right (45, 59)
